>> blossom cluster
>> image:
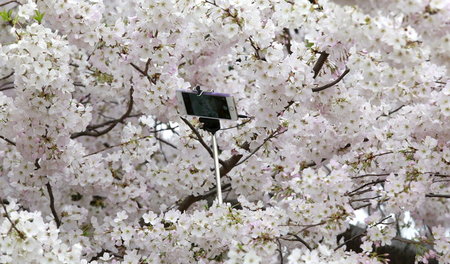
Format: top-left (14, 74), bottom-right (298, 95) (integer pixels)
top-left (0, 0), bottom-right (449, 263)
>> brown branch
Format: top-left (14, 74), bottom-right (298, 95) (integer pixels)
top-left (0, 86), bottom-right (14, 91)
top-left (353, 172), bottom-right (446, 179)
top-left (283, 233), bottom-right (312, 251)
top-left (352, 203), bottom-right (371, 210)
top-left (0, 198), bottom-right (26, 239)
top-left (0, 72), bottom-right (14, 81)
top-left (130, 60), bottom-right (156, 84)
top-left (46, 183), bottom-right (61, 228)
top-left (0, 135), bottom-right (15, 146)
top-left (155, 136), bottom-right (177, 149)
top-left (283, 28), bottom-right (293, 55)
top-left (312, 52), bottom-right (329, 79)
top-left (89, 249), bottom-right (122, 262)
top-left (71, 86), bottom-right (134, 139)
top-left (338, 224), bottom-right (438, 264)
top-left (83, 135), bottom-right (152, 157)
top-left (180, 117), bottom-right (225, 166)
top-left (177, 153), bottom-right (244, 212)
top-left (335, 231), bottom-right (364, 251)
top-left (248, 36), bottom-right (265, 61)
top-left (426, 193), bottom-right (450, 199)
top-left (350, 196), bottom-right (382, 203)
top-left (347, 179), bottom-right (386, 196)
top-left (335, 215), bottom-right (392, 251)
top-left (312, 67), bottom-right (350, 92)
top-left (0, 0), bottom-right (18, 7)
top-left (376, 105), bottom-right (405, 120)
top-left (352, 173), bottom-right (390, 179)
top-left (276, 238), bottom-right (284, 264)
top-left (235, 128), bottom-right (286, 166)
top-left (220, 118), bottom-right (253, 130)
top-left (348, 151), bottom-right (396, 166)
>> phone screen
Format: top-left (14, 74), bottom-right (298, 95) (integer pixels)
top-left (181, 92), bottom-right (232, 119)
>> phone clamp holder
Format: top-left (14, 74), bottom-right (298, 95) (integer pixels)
top-left (195, 86), bottom-right (221, 135)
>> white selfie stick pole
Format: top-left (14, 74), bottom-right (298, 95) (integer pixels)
top-left (211, 134), bottom-right (223, 204)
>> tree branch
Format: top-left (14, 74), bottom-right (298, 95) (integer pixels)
top-left (0, 72), bottom-right (14, 81)
top-left (426, 193), bottom-right (450, 199)
top-left (0, 0), bottom-right (18, 7)
top-left (130, 59), bottom-right (156, 84)
top-left (283, 233), bottom-right (312, 250)
top-left (335, 215), bottom-right (393, 251)
top-left (376, 105), bottom-right (405, 120)
top-left (338, 224), bottom-right (438, 264)
top-left (180, 117), bottom-right (225, 166)
top-left (45, 183), bottom-right (61, 228)
top-left (347, 179), bottom-right (386, 196)
top-left (155, 136), bottom-right (177, 149)
top-left (177, 153), bottom-right (244, 212)
top-left (0, 86), bottom-right (14, 91)
top-left (0, 198), bottom-right (26, 239)
top-left (277, 238), bottom-right (284, 264)
top-left (71, 86), bottom-right (134, 139)
top-left (352, 173), bottom-right (390, 179)
top-left (248, 36), bottom-right (266, 61)
top-left (0, 135), bottom-right (15, 146)
top-left (312, 67), bottom-right (350, 92)
top-left (312, 52), bottom-right (329, 79)
top-left (235, 128), bottom-right (286, 166)
top-left (283, 28), bottom-right (293, 55)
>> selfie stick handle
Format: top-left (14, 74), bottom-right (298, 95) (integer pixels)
top-left (211, 134), bottom-right (223, 204)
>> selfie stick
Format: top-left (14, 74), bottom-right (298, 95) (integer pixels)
top-left (195, 87), bottom-right (223, 205)
top-left (198, 118), bottom-right (222, 205)
top-left (212, 136), bottom-right (222, 204)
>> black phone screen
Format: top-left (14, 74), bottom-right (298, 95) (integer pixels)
top-left (182, 92), bottom-right (231, 119)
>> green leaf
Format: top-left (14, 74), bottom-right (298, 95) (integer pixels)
top-left (305, 40), bottom-right (314, 48)
top-left (0, 9), bottom-right (13, 22)
top-left (33, 10), bottom-right (45, 24)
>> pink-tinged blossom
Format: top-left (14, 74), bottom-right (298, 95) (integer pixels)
top-left (0, 0), bottom-right (449, 263)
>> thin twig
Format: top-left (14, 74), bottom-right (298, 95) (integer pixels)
top-left (376, 105), bottom-right (405, 120)
top-left (248, 36), bottom-right (265, 61)
top-left (425, 193), bottom-right (450, 199)
top-left (177, 152), bottom-right (244, 212)
top-left (312, 52), bottom-right (329, 79)
top-left (284, 233), bottom-right (312, 250)
top-left (71, 86), bottom-right (134, 138)
top-left (335, 232), bottom-right (364, 251)
top-left (0, 86), bottom-right (14, 91)
top-left (46, 183), bottom-right (61, 228)
top-left (220, 118), bottom-right (252, 130)
top-left (283, 28), bottom-right (292, 55)
top-left (312, 67), bottom-right (350, 92)
top-left (1, 198), bottom-right (26, 239)
top-left (0, 135), bottom-right (15, 146)
top-left (276, 238), bottom-right (284, 264)
top-left (350, 195), bottom-right (381, 203)
top-left (235, 128), bottom-right (287, 166)
top-left (155, 136), bottom-right (177, 149)
top-left (83, 135), bottom-right (152, 157)
top-left (334, 215), bottom-right (392, 251)
top-left (180, 117), bottom-right (225, 166)
top-left (352, 173), bottom-right (390, 179)
top-left (352, 203), bottom-right (371, 210)
top-left (0, 72), bottom-right (14, 81)
top-left (0, 0), bottom-right (18, 7)
top-left (130, 61), bottom-right (156, 84)
top-left (347, 179), bottom-right (386, 196)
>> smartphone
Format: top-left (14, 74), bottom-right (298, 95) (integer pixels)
top-left (177, 90), bottom-right (238, 121)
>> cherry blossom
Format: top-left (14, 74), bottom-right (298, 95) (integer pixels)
top-left (0, 0), bottom-right (449, 263)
